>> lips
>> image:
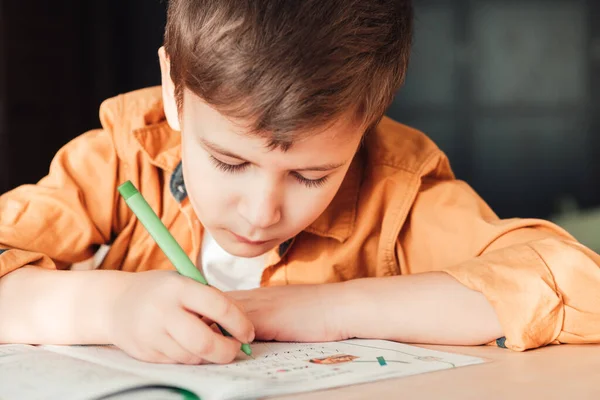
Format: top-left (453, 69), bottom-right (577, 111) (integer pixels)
top-left (230, 231), bottom-right (270, 245)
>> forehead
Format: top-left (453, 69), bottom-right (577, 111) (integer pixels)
top-left (181, 89), bottom-right (364, 156)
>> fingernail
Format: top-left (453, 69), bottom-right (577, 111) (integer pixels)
top-left (248, 331), bottom-right (255, 343)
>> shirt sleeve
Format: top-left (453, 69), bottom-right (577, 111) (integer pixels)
top-left (398, 177), bottom-right (600, 351)
top-left (0, 126), bottom-right (119, 278)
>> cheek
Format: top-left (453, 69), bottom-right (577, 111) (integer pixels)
top-left (283, 180), bottom-right (342, 230)
top-left (182, 148), bottom-right (236, 222)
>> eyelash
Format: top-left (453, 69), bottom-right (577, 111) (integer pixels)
top-left (209, 156), bottom-right (249, 174)
top-left (209, 156), bottom-right (329, 189)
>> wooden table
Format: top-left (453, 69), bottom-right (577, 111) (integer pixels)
top-left (275, 344), bottom-right (600, 399)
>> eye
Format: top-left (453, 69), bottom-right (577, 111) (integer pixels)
top-left (209, 155), bottom-right (249, 173)
top-left (293, 173), bottom-right (330, 189)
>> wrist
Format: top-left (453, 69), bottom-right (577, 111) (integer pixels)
top-left (75, 270), bottom-right (135, 344)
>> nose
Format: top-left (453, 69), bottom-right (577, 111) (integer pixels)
top-left (238, 180), bottom-right (282, 230)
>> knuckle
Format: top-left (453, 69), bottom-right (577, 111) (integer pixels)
top-left (194, 336), bottom-right (216, 356)
top-left (213, 295), bottom-right (234, 319)
top-left (222, 346), bottom-right (238, 364)
top-left (125, 343), bottom-right (150, 361)
top-left (138, 349), bottom-right (167, 364)
top-left (174, 352), bottom-right (196, 365)
top-left (183, 355), bottom-right (204, 365)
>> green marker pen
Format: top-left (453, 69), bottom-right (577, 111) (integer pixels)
top-left (118, 180), bottom-right (252, 357)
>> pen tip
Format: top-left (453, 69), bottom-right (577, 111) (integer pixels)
top-left (241, 343), bottom-right (252, 356)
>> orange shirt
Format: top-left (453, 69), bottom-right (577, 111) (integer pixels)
top-left (1, 87), bottom-right (599, 351)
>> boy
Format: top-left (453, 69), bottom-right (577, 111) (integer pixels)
top-left (1, 0), bottom-right (599, 365)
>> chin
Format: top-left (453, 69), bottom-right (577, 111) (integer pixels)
top-left (220, 241), bottom-right (274, 258)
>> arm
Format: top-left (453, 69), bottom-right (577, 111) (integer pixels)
top-left (0, 266), bottom-right (132, 344)
top-left (231, 271), bottom-right (502, 345)
top-left (337, 272), bottom-right (502, 345)
top-left (398, 178), bottom-right (600, 350)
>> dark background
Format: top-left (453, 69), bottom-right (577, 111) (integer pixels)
top-left (1, 0), bottom-right (599, 220)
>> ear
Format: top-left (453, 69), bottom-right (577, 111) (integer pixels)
top-left (158, 46), bottom-right (181, 131)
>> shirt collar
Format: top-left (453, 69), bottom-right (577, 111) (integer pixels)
top-left (131, 95), bottom-right (181, 173)
top-left (133, 121), bottom-right (182, 173)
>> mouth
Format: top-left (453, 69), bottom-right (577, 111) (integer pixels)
top-left (230, 231), bottom-right (271, 246)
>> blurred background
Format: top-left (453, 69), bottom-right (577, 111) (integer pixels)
top-left (1, 0), bottom-right (599, 249)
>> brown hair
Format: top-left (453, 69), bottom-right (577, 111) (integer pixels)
top-left (164, 0), bottom-right (413, 148)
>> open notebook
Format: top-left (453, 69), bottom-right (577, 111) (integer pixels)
top-left (0, 339), bottom-right (485, 400)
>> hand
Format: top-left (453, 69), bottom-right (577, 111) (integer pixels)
top-left (106, 270), bottom-right (254, 365)
top-left (227, 283), bottom-right (350, 343)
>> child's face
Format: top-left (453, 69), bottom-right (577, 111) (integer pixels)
top-left (179, 90), bottom-right (364, 258)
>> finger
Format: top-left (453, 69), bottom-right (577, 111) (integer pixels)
top-left (179, 283), bottom-right (255, 344)
top-left (149, 351), bottom-right (175, 364)
top-left (157, 331), bottom-right (205, 365)
top-left (127, 345), bottom-right (174, 364)
top-left (166, 308), bottom-right (241, 364)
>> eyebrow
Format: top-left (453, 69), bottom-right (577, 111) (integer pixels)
top-left (199, 137), bottom-right (245, 160)
top-left (199, 137), bottom-right (347, 172)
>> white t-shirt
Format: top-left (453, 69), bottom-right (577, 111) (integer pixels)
top-left (198, 230), bottom-right (268, 292)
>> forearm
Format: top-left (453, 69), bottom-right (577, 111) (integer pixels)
top-left (336, 272), bottom-right (503, 345)
top-left (0, 266), bottom-right (133, 345)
